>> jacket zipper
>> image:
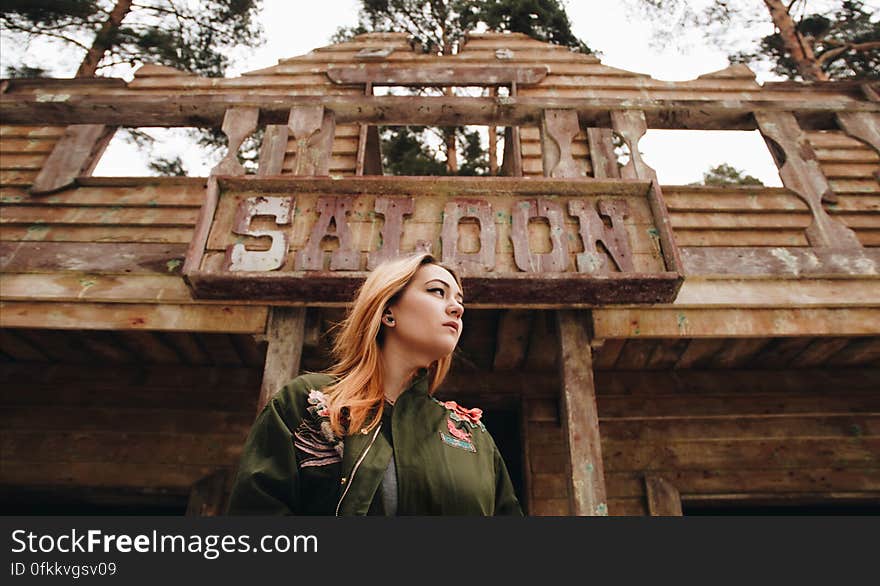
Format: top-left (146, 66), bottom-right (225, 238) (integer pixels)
top-left (335, 423), bottom-right (382, 516)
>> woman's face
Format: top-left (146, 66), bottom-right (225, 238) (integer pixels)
top-left (384, 263), bottom-right (464, 363)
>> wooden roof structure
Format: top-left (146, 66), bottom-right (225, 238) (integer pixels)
top-left (1, 32), bottom-right (878, 515)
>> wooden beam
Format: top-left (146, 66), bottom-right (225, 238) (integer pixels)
top-left (30, 124), bottom-right (115, 195)
top-left (680, 247), bottom-right (880, 277)
top-left (326, 65), bottom-right (549, 86)
top-left (556, 309), bottom-right (608, 516)
top-left (645, 475), bottom-right (683, 516)
top-left (3, 92), bottom-right (877, 129)
top-left (256, 307), bottom-right (305, 414)
top-left (593, 308), bottom-right (880, 339)
top-left (0, 301), bottom-right (268, 333)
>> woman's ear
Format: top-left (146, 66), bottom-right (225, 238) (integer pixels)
top-left (382, 309), bottom-right (395, 327)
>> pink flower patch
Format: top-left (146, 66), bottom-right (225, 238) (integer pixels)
top-left (447, 418), bottom-right (472, 442)
top-left (443, 401), bottom-right (483, 425)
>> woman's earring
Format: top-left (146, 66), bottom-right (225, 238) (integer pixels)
top-left (384, 315), bottom-right (395, 326)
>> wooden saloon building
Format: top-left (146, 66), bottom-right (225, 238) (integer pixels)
top-left (1, 33), bottom-right (879, 516)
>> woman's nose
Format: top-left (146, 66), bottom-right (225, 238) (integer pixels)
top-left (448, 301), bottom-right (463, 317)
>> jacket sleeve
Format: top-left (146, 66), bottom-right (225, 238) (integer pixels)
top-left (226, 384), bottom-right (303, 515)
top-left (492, 439), bottom-right (524, 516)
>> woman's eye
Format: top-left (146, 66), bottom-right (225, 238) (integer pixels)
top-left (428, 288), bottom-right (444, 296)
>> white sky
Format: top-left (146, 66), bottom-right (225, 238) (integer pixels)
top-left (1, 0), bottom-right (796, 185)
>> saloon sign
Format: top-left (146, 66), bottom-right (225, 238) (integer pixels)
top-left (184, 177), bottom-right (682, 306)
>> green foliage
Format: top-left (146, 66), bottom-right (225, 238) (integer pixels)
top-left (460, 0), bottom-right (593, 54)
top-left (1, 0), bottom-right (264, 78)
top-left (699, 163), bottom-right (764, 186)
top-left (382, 127), bottom-right (449, 176)
top-left (731, 1), bottom-right (879, 80)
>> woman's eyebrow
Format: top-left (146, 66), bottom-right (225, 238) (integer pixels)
top-left (426, 279), bottom-right (464, 302)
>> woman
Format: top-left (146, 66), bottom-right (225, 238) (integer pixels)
top-left (226, 252), bottom-right (522, 515)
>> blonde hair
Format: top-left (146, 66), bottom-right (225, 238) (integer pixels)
top-left (323, 252), bottom-right (461, 437)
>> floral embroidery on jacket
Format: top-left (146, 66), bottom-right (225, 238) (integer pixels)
top-left (434, 398), bottom-right (484, 453)
top-left (293, 389), bottom-right (343, 468)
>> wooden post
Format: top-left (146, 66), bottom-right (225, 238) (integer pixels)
top-left (556, 310), bottom-right (607, 516)
top-left (256, 307), bottom-right (306, 414)
top-left (645, 475), bottom-right (683, 516)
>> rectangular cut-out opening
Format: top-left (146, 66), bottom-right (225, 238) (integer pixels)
top-left (374, 124), bottom-right (508, 177)
top-left (638, 130), bottom-right (782, 187)
top-left (93, 127), bottom-right (261, 177)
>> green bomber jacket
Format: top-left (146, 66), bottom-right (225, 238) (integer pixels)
top-left (226, 372), bottom-right (522, 516)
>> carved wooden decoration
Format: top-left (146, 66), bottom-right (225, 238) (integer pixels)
top-left (541, 109), bottom-right (583, 178)
top-left (225, 196), bottom-right (292, 272)
top-left (367, 196), bottom-right (414, 270)
top-left (610, 110), bottom-right (658, 181)
top-left (295, 196), bottom-right (359, 271)
top-left (569, 199), bottom-right (634, 273)
top-left (30, 124), bottom-right (115, 194)
top-left (586, 127), bottom-right (620, 179)
top-left (326, 65), bottom-right (548, 86)
top-left (212, 107), bottom-right (259, 176)
top-left (756, 111), bottom-right (862, 248)
top-left (511, 198), bottom-right (569, 272)
top-left (257, 124), bottom-right (289, 176)
top-left (836, 112), bottom-right (880, 157)
top-left (288, 105), bottom-right (335, 176)
top-left (441, 199), bottom-right (497, 274)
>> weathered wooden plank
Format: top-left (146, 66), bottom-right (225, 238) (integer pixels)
top-left (326, 65), bottom-right (548, 85)
top-left (0, 273), bottom-right (194, 303)
top-left (673, 280), bottom-right (880, 308)
top-left (0, 360), bottom-right (260, 389)
top-left (594, 368), bottom-right (880, 395)
top-left (751, 337), bottom-right (816, 368)
top-left (3, 92), bottom-right (877, 129)
top-left (0, 461), bottom-right (219, 490)
top-left (593, 308), bottom-right (880, 338)
top-left (0, 204), bottom-right (198, 226)
top-left (0, 241), bottom-right (187, 274)
top-left (1, 384), bottom-right (253, 411)
top-left (711, 338), bottom-right (769, 368)
top-left (680, 247), bottom-right (880, 277)
top-left (257, 307), bottom-right (306, 414)
top-left (196, 333), bottom-right (243, 366)
top-left (825, 338), bottom-right (880, 366)
top-left (30, 124), bottom-right (115, 194)
top-left (643, 338), bottom-right (692, 369)
top-left (607, 468), bottom-right (880, 498)
top-left (674, 339), bottom-right (726, 369)
top-left (116, 330), bottom-right (182, 364)
top-left (0, 301), bottom-right (268, 333)
top-left (591, 338), bottom-right (625, 369)
top-left (645, 476), bottom-right (683, 516)
top-left (0, 183), bottom-right (205, 207)
top-left (613, 339), bottom-right (658, 370)
top-left (0, 329), bottom-right (48, 361)
top-left (1, 431), bottom-right (241, 466)
top-left (0, 406), bottom-right (251, 434)
top-left (597, 393), bottom-right (880, 418)
top-left (556, 309), bottom-right (608, 516)
top-left (1, 224), bottom-right (194, 244)
top-left (600, 414), bottom-right (880, 441)
top-left (602, 438), bottom-right (880, 472)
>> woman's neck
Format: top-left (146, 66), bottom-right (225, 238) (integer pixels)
top-left (379, 343), bottom-right (421, 404)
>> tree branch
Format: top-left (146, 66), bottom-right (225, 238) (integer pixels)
top-left (816, 41), bottom-right (880, 67)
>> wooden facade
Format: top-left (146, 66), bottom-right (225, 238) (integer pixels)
top-left (1, 32), bottom-right (878, 515)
